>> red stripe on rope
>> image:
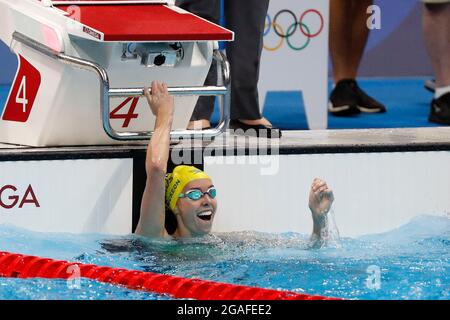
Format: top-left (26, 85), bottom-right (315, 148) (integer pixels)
top-left (0, 251), bottom-right (340, 300)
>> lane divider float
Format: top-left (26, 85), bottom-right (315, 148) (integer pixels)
top-left (0, 251), bottom-right (339, 300)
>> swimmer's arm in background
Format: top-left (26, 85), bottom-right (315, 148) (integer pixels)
top-left (136, 81), bottom-right (174, 239)
top-left (308, 178), bottom-right (335, 241)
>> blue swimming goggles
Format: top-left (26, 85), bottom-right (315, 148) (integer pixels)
top-left (178, 187), bottom-right (217, 201)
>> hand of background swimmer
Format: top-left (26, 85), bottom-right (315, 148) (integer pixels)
top-left (308, 178), bottom-right (334, 219)
top-left (144, 81), bottom-right (174, 118)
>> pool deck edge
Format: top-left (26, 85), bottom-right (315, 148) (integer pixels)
top-left (0, 127), bottom-right (449, 160)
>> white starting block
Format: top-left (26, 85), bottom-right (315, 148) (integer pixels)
top-left (0, 0), bottom-right (234, 146)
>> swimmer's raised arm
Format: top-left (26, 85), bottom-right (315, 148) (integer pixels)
top-left (308, 178), bottom-right (334, 240)
top-left (136, 81), bottom-right (174, 238)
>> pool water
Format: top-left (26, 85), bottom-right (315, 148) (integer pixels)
top-left (0, 214), bottom-right (448, 300)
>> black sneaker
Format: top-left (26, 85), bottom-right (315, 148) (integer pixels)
top-left (352, 80), bottom-right (387, 113)
top-left (429, 92), bottom-right (450, 125)
top-left (328, 79), bottom-right (361, 116)
top-left (329, 79), bottom-right (386, 116)
top-left (424, 79), bottom-right (436, 93)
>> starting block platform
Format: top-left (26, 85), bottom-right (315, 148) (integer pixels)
top-left (52, 1), bottom-right (233, 42)
top-left (0, 0), bottom-right (234, 146)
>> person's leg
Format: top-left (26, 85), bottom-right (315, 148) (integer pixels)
top-left (224, 0), bottom-right (273, 127)
top-left (423, 1), bottom-right (450, 124)
top-left (329, 0), bottom-right (371, 83)
top-left (176, 0), bottom-right (221, 129)
top-left (176, 0), bottom-right (221, 24)
top-left (329, 0), bottom-right (386, 115)
top-left (187, 62), bottom-right (217, 130)
top-left (423, 2), bottom-right (450, 89)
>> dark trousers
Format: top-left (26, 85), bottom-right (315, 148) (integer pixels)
top-left (176, 0), bottom-right (269, 121)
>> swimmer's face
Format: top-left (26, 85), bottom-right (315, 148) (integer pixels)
top-left (175, 178), bottom-right (217, 236)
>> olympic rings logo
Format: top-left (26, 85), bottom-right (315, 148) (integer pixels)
top-left (264, 9), bottom-right (324, 52)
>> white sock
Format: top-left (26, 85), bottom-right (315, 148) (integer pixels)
top-left (435, 85), bottom-right (450, 99)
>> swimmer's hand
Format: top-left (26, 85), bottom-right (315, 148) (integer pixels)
top-left (308, 178), bottom-right (334, 220)
top-left (144, 81), bottom-right (174, 118)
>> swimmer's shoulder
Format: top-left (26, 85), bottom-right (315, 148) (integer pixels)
top-left (100, 231), bottom-right (174, 253)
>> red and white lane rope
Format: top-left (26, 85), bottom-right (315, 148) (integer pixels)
top-left (0, 251), bottom-right (339, 300)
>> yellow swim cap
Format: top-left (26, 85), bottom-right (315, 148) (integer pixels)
top-left (165, 165), bottom-right (212, 212)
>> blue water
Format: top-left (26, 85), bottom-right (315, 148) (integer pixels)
top-left (0, 215), bottom-right (449, 300)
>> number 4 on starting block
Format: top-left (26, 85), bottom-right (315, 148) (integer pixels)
top-left (2, 55), bottom-right (41, 123)
top-left (110, 97), bottom-right (140, 128)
